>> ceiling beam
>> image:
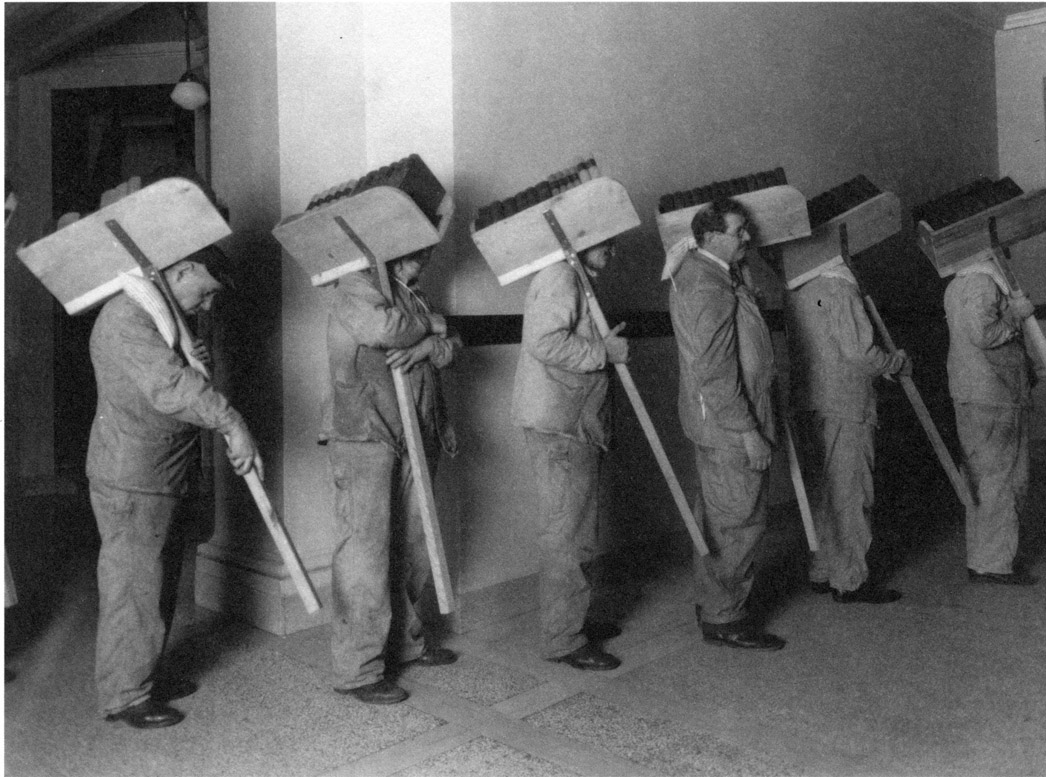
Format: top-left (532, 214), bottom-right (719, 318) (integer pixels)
top-left (5, 2), bottom-right (145, 78)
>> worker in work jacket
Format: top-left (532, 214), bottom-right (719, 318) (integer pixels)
top-left (785, 265), bottom-right (907, 604)
top-left (88, 246), bottom-right (261, 730)
top-left (944, 259), bottom-right (1037, 586)
top-left (324, 247), bottom-right (461, 705)
top-left (511, 242), bottom-right (628, 672)
top-left (668, 197), bottom-right (784, 651)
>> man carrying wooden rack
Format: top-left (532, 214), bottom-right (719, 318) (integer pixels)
top-left (511, 240), bottom-right (629, 671)
top-left (785, 260), bottom-right (909, 603)
top-left (87, 170), bottom-right (263, 729)
top-left (325, 245), bottom-right (462, 704)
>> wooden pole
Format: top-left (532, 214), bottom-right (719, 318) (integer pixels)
top-left (333, 216), bottom-right (455, 613)
top-left (105, 220), bottom-right (321, 614)
top-left (542, 210), bottom-right (710, 556)
top-left (838, 224), bottom-right (973, 510)
top-left (775, 389), bottom-right (819, 552)
top-left (987, 217), bottom-right (1046, 374)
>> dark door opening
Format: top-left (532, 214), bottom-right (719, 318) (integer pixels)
top-left (50, 84), bottom-right (196, 485)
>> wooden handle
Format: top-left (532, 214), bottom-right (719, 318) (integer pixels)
top-left (863, 296), bottom-right (974, 510)
top-left (241, 469), bottom-right (321, 613)
top-left (544, 210), bottom-right (709, 556)
top-left (391, 366), bottom-right (456, 613)
top-left (353, 219), bottom-right (455, 614)
top-left (779, 409), bottom-right (819, 552)
top-left (105, 218), bottom-right (321, 613)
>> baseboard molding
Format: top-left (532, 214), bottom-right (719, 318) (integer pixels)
top-left (194, 544), bottom-right (331, 635)
top-left (447, 573), bottom-right (539, 635)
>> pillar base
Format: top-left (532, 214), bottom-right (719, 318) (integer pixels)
top-left (194, 543), bottom-right (329, 635)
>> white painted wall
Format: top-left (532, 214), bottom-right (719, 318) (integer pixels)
top-left (996, 18), bottom-right (1046, 437)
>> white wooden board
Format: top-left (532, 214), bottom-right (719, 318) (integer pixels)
top-left (17, 178), bottom-right (231, 315)
top-left (781, 192), bottom-right (902, 288)
top-left (273, 188), bottom-right (452, 286)
top-left (471, 177), bottom-right (641, 286)
top-left (655, 185), bottom-right (811, 256)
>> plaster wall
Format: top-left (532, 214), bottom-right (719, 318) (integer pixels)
top-left (443, 2), bottom-right (997, 595)
top-left (996, 19), bottom-right (1046, 436)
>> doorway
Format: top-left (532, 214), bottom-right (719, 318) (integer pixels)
top-left (50, 85), bottom-right (196, 484)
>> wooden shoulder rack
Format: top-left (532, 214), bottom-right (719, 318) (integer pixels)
top-left (273, 154), bottom-right (452, 286)
top-left (17, 178), bottom-right (231, 315)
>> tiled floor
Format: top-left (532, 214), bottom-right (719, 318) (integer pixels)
top-left (5, 446), bottom-right (1046, 777)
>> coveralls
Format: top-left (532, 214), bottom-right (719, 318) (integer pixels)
top-left (785, 268), bottom-right (901, 592)
top-left (944, 264), bottom-right (1033, 575)
top-left (511, 261), bottom-right (610, 659)
top-left (87, 294), bottom-right (244, 716)
top-left (669, 248), bottom-right (776, 628)
top-left (326, 269), bottom-right (459, 690)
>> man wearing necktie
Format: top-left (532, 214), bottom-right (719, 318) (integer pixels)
top-left (667, 197), bottom-right (785, 651)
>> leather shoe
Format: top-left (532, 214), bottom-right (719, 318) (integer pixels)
top-left (832, 584), bottom-right (902, 604)
top-left (105, 699), bottom-right (184, 729)
top-left (407, 647), bottom-right (458, 667)
top-left (967, 569), bottom-right (1038, 586)
top-left (550, 642), bottom-right (621, 671)
top-left (583, 621), bottom-right (622, 641)
top-left (703, 628), bottom-right (785, 651)
top-left (152, 677), bottom-right (198, 703)
top-left (809, 581), bottom-right (832, 595)
top-left (337, 678), bottom-right (408, 705)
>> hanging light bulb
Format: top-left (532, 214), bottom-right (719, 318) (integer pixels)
top-left (171, 4), bottom-right (208, 110)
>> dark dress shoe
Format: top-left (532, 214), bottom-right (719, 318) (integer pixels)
top-left (832, 584), bottom-right (902, 604)
top-left (407, 647), bottom-right (458, 667)
top-left (152, 677), bottom-right (198, 703)
top-left (703, 628), bottom-right (786, 651)
top-left (809, 581), bottom-right (832, 595)
top-left (967, 569), bottom-right (1038, 586)
top-left (550, 642), bottom-right (621, 671)
top-left (105, 699), bottom-right (185, 729)
top-left (583, 621), bottom-right (622, 641)
top-left (337, 678), bottom-right (408, 705)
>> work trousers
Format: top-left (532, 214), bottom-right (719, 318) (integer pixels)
top-left (91, 481), bottom-right (188, 715)
top-left (799, 413), bottom-right (876, 593)
top-left (522, 430), bottom-right (600, 659)
top-left (955, 403), bottom-right (1029, 574)
top-left (691, 445), bottom-right (768, 627)
top-left (329, 439), bottom-right (434, 690)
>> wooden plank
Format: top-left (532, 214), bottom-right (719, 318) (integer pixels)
top-left (273, 188), bottom-right (451, 286)
top-left (916, 188), bottom-right (1046, 276)
top-left (781, 192), bottom-right (902, 289)
top-left (243, 470), bottom-right (322, 614)
top-left (836, 224), bottom-right (972, 510)
top-left (16, 178), bottom-right (230, 315)
top-left (472, 177), bottom-right (641, 286)
top-left (112, 227), bottom-right (321, 614)
top-left (776, 391), bottom-right (818, 552)
top-left (543, 211), bottom-right (709, 557)
top-left (655, 185), bottom-right (811, 256)
top-left (863, 299), bottom-right (973, 510)
top-left (335, 219), bottom-right (456, 613)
